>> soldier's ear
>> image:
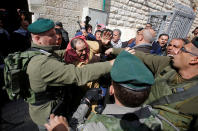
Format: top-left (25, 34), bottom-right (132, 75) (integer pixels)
top-left (33, 35), bottom-right (40, 41)
top-left (109, 85), bottom-right (114, 96)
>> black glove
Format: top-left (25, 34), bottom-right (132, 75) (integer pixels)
top-left (80, 88), bottom-right (103, 106)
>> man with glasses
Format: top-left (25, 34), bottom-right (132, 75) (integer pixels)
top-left (107, 37), bottom-right (198, 130)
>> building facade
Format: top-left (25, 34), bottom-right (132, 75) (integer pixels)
top-left (28, 0), bottom-right (198, 41)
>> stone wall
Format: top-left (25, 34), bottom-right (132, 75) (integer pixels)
top-left (28, 0), bottom-right (104, 39)
top-left (28, 0), bottom-right (198, 41)
top-left (107, 0), bottom-right (198, 41)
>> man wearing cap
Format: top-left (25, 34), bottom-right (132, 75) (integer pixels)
top-left (26, 18), bottom-right (114, 130)
top-left (107, 37), bottom-right (198, 130)
top-left (59, 51), bottom-right (162, 131)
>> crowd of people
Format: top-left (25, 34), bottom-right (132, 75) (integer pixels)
top-left (1, 7), bottom-right (198, 131)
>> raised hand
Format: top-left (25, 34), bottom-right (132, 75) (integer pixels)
top-left (101, 31), bottom-right (112, 45)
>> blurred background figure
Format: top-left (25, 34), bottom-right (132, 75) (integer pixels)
top-left (94, 30), bottom-right (102, 41)
top-left (111, 29), bottom-right (128, 48)
top-left (55, 28), bottom-right (63, 47)
top-left (75, 16), bottom-right (96, 41)
top-left (145, 23), bottom-right (152, 29)
top-left (96, 24), bottom-right (106, 31)
top-left (55, 21), bottom-right (69, 49)
top-left (151, 33), bottom-right (169, 56)
top-left (10, 20), bottom-right (31, 53)
top-left (192, 27), bottom-right (198, 38)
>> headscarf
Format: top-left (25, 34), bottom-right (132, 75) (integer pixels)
top-left (64, 35), bottom-right (90, 64)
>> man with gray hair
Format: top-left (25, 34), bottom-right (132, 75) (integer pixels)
top-left (131, 28), bottom-right (156, 53)
top-left (111, 29), bottom-right (128, 48)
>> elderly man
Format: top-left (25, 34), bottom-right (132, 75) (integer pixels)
top-left (107, 37), bottom-right (198, 130)
top-left (64, 36), bottom-right (101, 65)
top-left (131, 28), bottom-right (156, 53)
top-left (166, 38), bottom-right (184, 57)
top-left (23, 18), bottom-right (114, 131)
top-left (111, 29), bottom-right (128, 48)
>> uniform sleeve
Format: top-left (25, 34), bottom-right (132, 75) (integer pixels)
top-left (54, 49), bottom-right (65, 58)
top-left (112, 48), bottom-right (125, 55)
top-left (112, 48), bottom-right (170, 75)
top-left (38, 56), bottom-right (112, 86)
top-left (134, 51), bottom-right (171, 75)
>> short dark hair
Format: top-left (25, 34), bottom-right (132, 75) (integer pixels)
top-left (55, 21), bottom-right (63, 28)
top-left (146, 23), bottom-right (152, 27)
top-left (112, 81), bottom-right (151, 107)
top-left (192, 27), bottom-right (198, 33)
top-left (137, 27), bottom-right (144, 33)
top-left (113, 29), bottom-right (122, 36)
top-left (95, 30), bottom-right (102, 36)
top-left (55, 28), bottom-right (62, 35)
top-left (70, 38), bottom-right (84, 50)
top-left (159, 33), bottom-right (169, 39)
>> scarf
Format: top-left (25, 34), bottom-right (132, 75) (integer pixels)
top-left (111, 39), bottom-right (122, 48)
top-left (64, 35), bottom-right (90, 64)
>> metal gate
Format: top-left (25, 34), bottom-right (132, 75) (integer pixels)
top-left (147, 3), bottom-right (196, 41)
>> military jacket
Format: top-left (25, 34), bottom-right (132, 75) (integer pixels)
top-left (112, 48), bottom-right (198, 114)
top-left (82, 104), bottom-right (162, 131)
top-left (27, 43), bottom-right (112, 126)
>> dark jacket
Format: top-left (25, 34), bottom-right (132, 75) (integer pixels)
top-left (60, 28), bottom-right (69, 49)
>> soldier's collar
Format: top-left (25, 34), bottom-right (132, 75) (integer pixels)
top-left (31, 43), bottom-right (60, 53)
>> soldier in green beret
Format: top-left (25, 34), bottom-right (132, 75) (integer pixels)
top-left (25, 18), bottom-right (114, 130)
top-left (45, 51), bottom-right (164, 131)
top-left (107, 37), bottom-right (198, 130)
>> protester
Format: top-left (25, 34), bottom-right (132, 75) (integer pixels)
top-left (166, 38), bottom-right (184, 57)
top-left (192, 27), bottom-right (198, 38)
top-left (94, 30), bottom-right (102, 41)
top-left (151, 33), bottom-right (169, 55)
top-left (55, 21), bottom-right (69, 49)
top-left (145, 23), bottom-right (152, 29)
top-left (111, 29), bottom-right (128, 48)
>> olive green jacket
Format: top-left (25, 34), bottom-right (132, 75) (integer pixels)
top-left (112, 48), bottom-right (198, 115)
top-left (27, 44), bottom-right (112, 126)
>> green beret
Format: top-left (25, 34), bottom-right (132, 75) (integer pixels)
top-left (192, 37), bottom-right (198, 48)
top-left (110, 51), bottom-right (154, 91)
top-left (28, 18), bottom-right (55, 34)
